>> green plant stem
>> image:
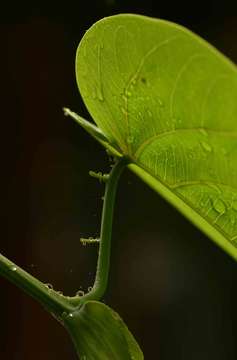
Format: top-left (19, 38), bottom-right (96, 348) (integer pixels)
top-left (70, 157), bottom-right (127, 305)
top-left (0, 157), bottom-right (127, 314)
top-left (86, 158), bottom-right (127, 300)
top-left (0, 252), bottom-right (74, 316)
top-left (63, 108), bottom-right (122, 159)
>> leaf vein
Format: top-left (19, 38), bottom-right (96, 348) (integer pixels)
top-left (134, 127), bottom-right (237, 159)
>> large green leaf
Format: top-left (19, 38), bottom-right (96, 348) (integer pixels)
top-left (76, 14), bottom-right (237, 260)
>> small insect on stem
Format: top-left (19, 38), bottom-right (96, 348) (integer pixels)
top-left (89, 170), bottom-right (109, 183)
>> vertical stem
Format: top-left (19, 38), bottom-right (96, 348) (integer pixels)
top-left (0, 156), bottom-right (127, 311)
top-left (71, 158), bottom-right (127, 304)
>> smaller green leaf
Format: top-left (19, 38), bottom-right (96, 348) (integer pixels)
top-left (63, 301), bottom-right (143, 360)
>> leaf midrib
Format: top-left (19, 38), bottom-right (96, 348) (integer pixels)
top-left (131, 159), bottom-right (237, 244)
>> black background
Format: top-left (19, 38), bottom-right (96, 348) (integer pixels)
top-left (1, 1), bottom-right (237, 359)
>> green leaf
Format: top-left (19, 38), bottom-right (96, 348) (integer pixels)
top-left (76, 13), bottom-right (237, 261)
top-left (63, 301), bottom-right (143, 360)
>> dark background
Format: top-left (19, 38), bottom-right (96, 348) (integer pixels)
top-left (1, 1), bottom-right (237, 359)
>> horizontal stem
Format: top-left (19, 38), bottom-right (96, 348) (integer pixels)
top-left (69, 158), bottom-right (127, 305)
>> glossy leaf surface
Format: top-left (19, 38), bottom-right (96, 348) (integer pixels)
top-left (76, 14), bottom-right (237, 260)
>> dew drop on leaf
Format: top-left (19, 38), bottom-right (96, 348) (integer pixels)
top-left (158, 98), bottom-right (164, 107)
top-left (199, 128), bottom-right (208, 137)
top-left (121, 106), bottom-right (127, 115)
top-left (125, 90), bottom-right (132, 97)
top-left (96, 87), bottom-right (104, 101)
top-left (201, 141), bottom-right (212, 152)
top-left (76, 290), bottom-right (85, 297)
top-left (45, 283), bottom-right (53, 290)
top-left (188, 151), bottom-right (194, 159)
top-left (147, 110), bottom-right (152, 117)
top-left (11, 266), bottom-right (17, 272)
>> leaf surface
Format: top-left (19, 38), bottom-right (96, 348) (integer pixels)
top-left (63, 301), bottom-right (143, 360)
top-left (76, 14), bottom-right (237, 260)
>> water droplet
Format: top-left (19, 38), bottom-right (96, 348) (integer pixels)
top-left (76, 290), bottom-right (85, 297)
top-left (199, 128), bottom-right (208, 136)
top-left (201, 141), bottom-right (212, 152)
top-left (45, 283), bottom-right (53, 290)
top-left (68, 313), bottom-right (73, 318)
top-left (96, 87), bottom-right (104, 101)
top-left (121, 107), bottom-right (127, 116)
top-left (213, 199), bottom-right (226, 214)
top-left (232, 200), bottom-right (237, 211)
top-left (125, 90), bottom-right (132, 97)
top-left (158, 98), bottom-right (164, 107)
top-left (147, 110), bottom-right (152, 117)
top-left (87, 286), bottom-right (93, 292)
top-left (11, 266), bottom-right (17, 272)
